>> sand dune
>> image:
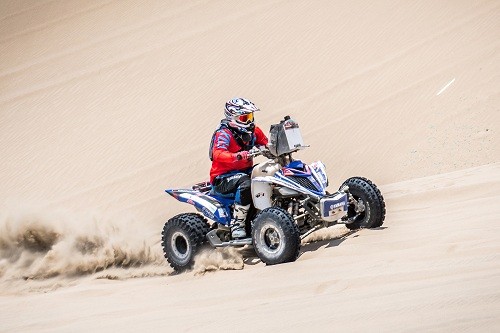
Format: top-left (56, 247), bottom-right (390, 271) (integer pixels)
top-left (1, 163), bottom-right (499, 331)
top-left (0, 0), bottom-right (499, 331)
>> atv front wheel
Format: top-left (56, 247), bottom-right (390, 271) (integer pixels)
top-left (341, 177), bottom-right (386, 230)
top-left (252, 207), bottom-right (301, 265)
top-left (161, 213), bottom-right (210, 272)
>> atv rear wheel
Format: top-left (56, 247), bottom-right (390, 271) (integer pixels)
top-left (161, 213), bottom-right (210, 272)
top-left (252, 207), bottom-right (301, 265)
top-left (341, 177), bottom-right (386, 230)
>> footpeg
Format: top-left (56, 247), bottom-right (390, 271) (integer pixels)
top-left (207, 229), bottom-right (223, 247)
top-left (206, 229), bottom-right (252, 247)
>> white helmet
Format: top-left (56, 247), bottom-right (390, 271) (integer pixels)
top-left (224, 97), bottom-right (259, 131)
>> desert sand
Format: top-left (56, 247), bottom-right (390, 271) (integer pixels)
top-left (0, 0), bottom-right (499, 332)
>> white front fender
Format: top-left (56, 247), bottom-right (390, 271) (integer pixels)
top-left (251, 160), bottom-right (281, 210)
top-left (251, 178), bottom-right (273, 210)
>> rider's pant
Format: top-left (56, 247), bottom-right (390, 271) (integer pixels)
top-left (212, 172), bottom-right (251, 206)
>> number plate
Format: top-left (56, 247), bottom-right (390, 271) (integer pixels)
top-left (320, 192), bottom-right (348, 222)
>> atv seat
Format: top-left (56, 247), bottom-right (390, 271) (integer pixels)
top-left (207, 187), bottom-right (236, 208)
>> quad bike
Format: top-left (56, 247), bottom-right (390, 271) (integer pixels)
top-left (161, 116), bottom-right (386, 272)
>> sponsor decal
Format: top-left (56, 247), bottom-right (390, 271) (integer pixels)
top-left (225, 174), bottom-right (242, 182)
top-left (202, 207), bottom-right (215, 219)
top-left (284, 120), bottom-right (298, 129)
top-left (218, 208), bottom-right (227, 217)
top-left (330, 202), bottom-right (344, 210)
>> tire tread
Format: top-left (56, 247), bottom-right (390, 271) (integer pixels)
top-left (341, 177), bottom-right (386, 229)
top-left (161, 213), bottom-right (210, 272)
top-left (252, 207), bottom-right (301, 265)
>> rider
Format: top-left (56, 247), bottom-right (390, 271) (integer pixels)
top-left (210, 97), bottom-right (268, 239)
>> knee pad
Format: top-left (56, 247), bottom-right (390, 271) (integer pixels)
top-left (235, 176), bottom-right (252, 205)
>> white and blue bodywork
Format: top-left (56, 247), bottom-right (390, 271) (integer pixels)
top-left (166, 158), bottom-right (349, 226)
top-left (165, 188), bottom-right (233, 225)
top-left (251, 159), bottom-right (348, 222)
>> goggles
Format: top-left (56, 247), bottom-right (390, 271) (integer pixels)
top-left (236, 112), bottom-right (254, 124)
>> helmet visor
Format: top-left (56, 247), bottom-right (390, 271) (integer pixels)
top-left (237, 112), bottom-right (254, 124)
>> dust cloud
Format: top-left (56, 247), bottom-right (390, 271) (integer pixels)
top-left (192, 247), bottom-right (245, 275)
top-left (0, 205), bottom-right (169, 292)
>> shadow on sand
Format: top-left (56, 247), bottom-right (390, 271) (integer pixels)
top-left (241, 226), bottom-right (388, 266)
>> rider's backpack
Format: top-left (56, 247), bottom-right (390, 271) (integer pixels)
top-left (209, 121), bottom-right (227, 161)
top-left (209, 120), bottom-right (256, 161)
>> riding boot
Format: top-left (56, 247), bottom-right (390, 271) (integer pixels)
top-left (230, 204), bottom-right (250, 239)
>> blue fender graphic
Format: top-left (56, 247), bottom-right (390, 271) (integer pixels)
top-left (165, 189), bottom-right (231, 225)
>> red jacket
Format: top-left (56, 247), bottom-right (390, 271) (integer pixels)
top-left (210, 126), bottom-right (268, 183)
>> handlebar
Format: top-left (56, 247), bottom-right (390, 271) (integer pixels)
top-left (251, 146), bottom-right (278, 159)
top-left (236, 146), bottom-right (269, 160)
top-left (248, 146), bottom-right (262, 157)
